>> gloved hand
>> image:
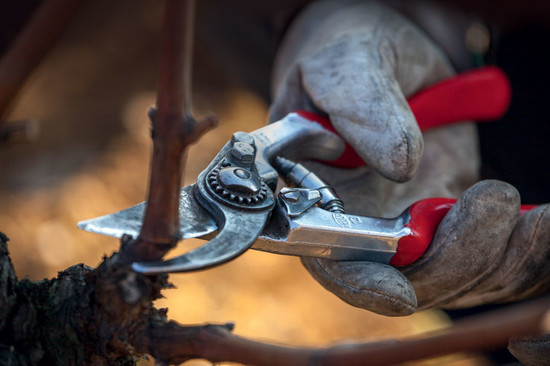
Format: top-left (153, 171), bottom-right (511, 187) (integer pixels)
top-left (270, 0), bottom-right (550, 317)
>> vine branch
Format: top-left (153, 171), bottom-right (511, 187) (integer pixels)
top-left (0, 0), bottom-right (83, 119)
top-left (138, 296), bottom-right (550, 365)
top-left (124, 0), bottom-right (217, 262)
top-left (0, 0), bottom-right (83, 142)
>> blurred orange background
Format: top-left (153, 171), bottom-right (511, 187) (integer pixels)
top-left (0, 1), bottom-right (487, 365)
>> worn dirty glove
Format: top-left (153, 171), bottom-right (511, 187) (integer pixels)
top-left (509, 334), bottom-right (550, 366)
top-left (270, 0), bottom-right (550, 317)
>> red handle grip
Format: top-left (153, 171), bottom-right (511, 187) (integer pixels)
top-left (390, 198), bottom-right (537, 267)
top-left (296, 66), bottom-right (511, 169)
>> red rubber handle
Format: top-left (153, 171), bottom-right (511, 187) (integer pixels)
top-left (390, 198), bottom-right (537, 267)
top-left (296, 66), bottom-right (511, 168)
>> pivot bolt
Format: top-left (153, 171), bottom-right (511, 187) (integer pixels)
top-left (218, 167), bottom-right (261, 195)
top-left (230, 142), bottom-right (255, 164)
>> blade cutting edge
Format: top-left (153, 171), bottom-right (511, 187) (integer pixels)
top-left (77, 184), bottom-right (218, 239)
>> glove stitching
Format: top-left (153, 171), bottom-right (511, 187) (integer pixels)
top-left (371, 8), bottom-right (388, 69)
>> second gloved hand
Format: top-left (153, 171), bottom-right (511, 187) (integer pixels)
top-left (270, 0), bottom-right (550, 316)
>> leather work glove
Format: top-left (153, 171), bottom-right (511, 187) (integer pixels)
top-left (270, 0), bottom-right (550, 320)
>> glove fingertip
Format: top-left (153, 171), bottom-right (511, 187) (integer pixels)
top-left (302, 257), bottom-right (417, 316)
top-left (375, 124), bottom-right (423, 183)
top-left (509, 334), bottom-right (550, 366)
top-left (329, 104), bottom-right (424, 182)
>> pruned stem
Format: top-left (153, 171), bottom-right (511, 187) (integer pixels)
top-left (125, 0), bottom-right (216, 262)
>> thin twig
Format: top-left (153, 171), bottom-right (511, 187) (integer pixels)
top-left (141, 297), bottom-right (550, 365)
top-left (0, 0), bottom-right (84, 121)
top-left (125, 0), bottom-right (216, 262)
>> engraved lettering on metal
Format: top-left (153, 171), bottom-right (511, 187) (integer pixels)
top-left (333, 213), bottom-right (351, 228)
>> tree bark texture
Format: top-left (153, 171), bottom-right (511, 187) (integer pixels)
top-left (0, 232), bottom-right (167, 365)
top-left (2, 232), bottom-right (549, 365)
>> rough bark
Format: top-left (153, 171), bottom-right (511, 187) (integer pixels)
top-left (0, 233), bottom-right (164, 365)
top-left (2, 232), bottom-right (549, 365)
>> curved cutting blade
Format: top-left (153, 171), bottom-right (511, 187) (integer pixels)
top-left (132, 162), bottom-right (275, 274)
top-left (131, 202), bottom-right (271, 274)
top-left (77, 184), bottom-right (217, 240)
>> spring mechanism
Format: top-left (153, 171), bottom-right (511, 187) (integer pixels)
top-left (273, 156), bottom-right (345, 213)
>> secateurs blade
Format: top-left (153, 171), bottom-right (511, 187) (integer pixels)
top-left (79, 66), bottom-right (531, 274)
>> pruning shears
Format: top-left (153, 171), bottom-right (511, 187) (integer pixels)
top-left (78, 66), bottom-right (532, 274)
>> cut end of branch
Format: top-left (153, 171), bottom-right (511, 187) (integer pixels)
top-left (119, 234), bottom-right (177, 264)
top-left (183, 112), bottom-right (218, 145)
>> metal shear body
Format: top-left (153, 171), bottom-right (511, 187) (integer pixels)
top-left (80, 113), bottom-right (348, 273)
top-left (79, 111), bottom-right (458, 274)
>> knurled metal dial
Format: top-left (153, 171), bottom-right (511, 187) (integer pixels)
top-left (206, 164), bottom-right (269, 207)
